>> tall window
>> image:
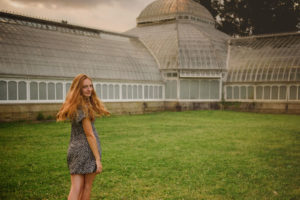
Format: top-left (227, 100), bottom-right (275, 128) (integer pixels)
top-left (226, 86), bottom-right (232, 99)
top-left (18, 81), bottom-right (27, 100)
top-left (56, 83), bottom-right (63, 100)
top-left (30, 82), bottom-right (38, 100)
top-left (0, 81), bottom-right (7, 100)
top-left (115, 85), bottom-right (120, 99)
top-left (48, 82), bottom-right (55, 100)
top-left (39, 82), bottom-right (47, 100)
top-left (8, 81), bottom-right (17, 100)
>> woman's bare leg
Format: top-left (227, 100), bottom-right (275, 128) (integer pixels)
top-left (68, 174), bottom-right (85, 200)
top-left (81, 173), bottom-right (97, 200)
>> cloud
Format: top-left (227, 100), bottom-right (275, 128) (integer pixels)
top-left (9, 0), bottom-right (140, 9)
top-left (0, 0), bottom-right (155, 32)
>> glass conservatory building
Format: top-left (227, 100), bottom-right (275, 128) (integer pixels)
top-left (0, 0), bottom-right (299, 121)
top-left (225, 32), bottom-right (300, 102)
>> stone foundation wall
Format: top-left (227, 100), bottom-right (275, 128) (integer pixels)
top-left (0, 101), bottom-right (299, 122)
top-left (222, 101), bottom-right (300, 114)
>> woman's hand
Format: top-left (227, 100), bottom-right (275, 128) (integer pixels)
top-left (96, 160), bottom-right (102, 174)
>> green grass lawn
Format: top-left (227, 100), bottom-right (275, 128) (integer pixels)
top-left (0, 110), bottom-right (299, 200)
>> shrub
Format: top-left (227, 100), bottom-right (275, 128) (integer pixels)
top-left (36, 112), bottom-right (45, 121)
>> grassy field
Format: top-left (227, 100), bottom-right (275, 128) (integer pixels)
top-left (0, 110), bottom-right (299, 200)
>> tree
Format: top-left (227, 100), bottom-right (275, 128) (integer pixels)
top-left (193, 0), bottom-right (300, 36)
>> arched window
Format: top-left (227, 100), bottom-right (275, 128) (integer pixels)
top-left (48, 82), bottom-right (55, 100)
top-left (0, 81), bottom-right (7, 100)
top-left (138, 85), bottom-right (143, 99)
top-left (233, 86), bottom-right (239, 99)
top-left (144, 85), bottom-right (149, 99)
top-left (56, 83), bottom-right (63, 100)
top-left (271, 86), bottom-right (278, 100)
top-left (96, 84), bottom-right (101, 99)
top-left (18, 81), bottom-right (27, 100)
top-left (240, 86), bottom-right (246, 99)
top-left (102, 84), bottom-right (107, 99)
top-left (122, 85), bottom-right (127, 99)
top-left (226, 86), bottom-right (232, 99)
top-left (114, 85), bottom-right (120, 99)
top-left (8, 81), bottom-right (17, 100)
top-left (247, 86), bottom-right (254, 99)
top-left (279, 86), bottom-right (286, 100)
top-left (256, 86), bottom-right (263, 100)
top-left (263, 86), bottom-right (271, 100)
top-left (30, 82), bottom-right (38, 100)
top-left (66, 83), bottom-right (71, 95)
top-left (39, 82), bottom-right (47, 100)
top-left (289, 86), bottom-right (297, 100)
top-left (133, 85), bottom-right (137, 99)
top-left (149, 86), bottom-right (153, 99)
top-left (128, 85), bottom-right (132, 99)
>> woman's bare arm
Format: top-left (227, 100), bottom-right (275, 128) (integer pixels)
top-left (82, 117), bottom-right (102, 173)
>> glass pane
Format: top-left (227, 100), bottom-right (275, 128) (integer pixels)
top-left (109, 84), bottom-right (114, 99)
top-left (180, 80), bottom-right (189, 99)
top-left (264, 86), bottom-right (270, 100)
top-left (190, 80), bottom-right (199, 99)
top-left (18, 81), bottom-right (27, 100)
top-left (30, 82), bottom-right (38, 100)
top-left (159, 86), bottom-right (163, 99)
top-left (48, 82), bottom-right (55, 100)
top-left (56, 83), bottom-right (63, 100)
top-left (149, 86), bottom-right (153, 99)
top-left (271, 86), bottom-right (278, 100)
top-left (256, 86), bottom-right (263, 99)
top-left (66, 83), bottom-right (71, 94)
top-left (39, 82), bottom-right (47, 100)
top-left (96, 84), bottom-right (101, 99)
top-left (240, 86), bottom-right (246, 99)
top-left (289, 86), bottom-right (297, 100)
top-left (138, 85), bottom-right (142, 99)
top-left (279, 86), bottom-right (286, 100)
top-left (210, 80), bottom-right (219, 99)
top-left (154, 86), bottom-right (158, 99)
top-left (103, 84), bottom-right (107, 99)
top-left (115, 85), bottom-right (120, 99)
top-left (226, 86), bottom-right (232, 99)
top-left (128, 85), bottom-right (132, 99)
top-left (133, 85), bottom-right (138, 99)
top-left (122, 85), bottom-right (127, 99)
top-left (8, 81), bottom-right (17, 100)
top-left (233, 86), bottom-right (239, 99)
top-left (0, 81), bottom-right (7, 100)
top-left (248, 86), bottom-right (254, 99)
top-left (298, 86), bottom-right (300, 100)
top-left (200, 80), bottom-right (209, 99)
top-left (144, 85), bottom-right (148, 99)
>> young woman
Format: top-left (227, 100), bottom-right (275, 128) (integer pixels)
top-left (57, 74), bottom-right (110, 200)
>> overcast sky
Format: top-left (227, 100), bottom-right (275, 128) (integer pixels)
top-left (0, 0), bottom-right (155, 32)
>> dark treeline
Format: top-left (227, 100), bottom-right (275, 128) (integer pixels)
top-left (194, 0), bottom-right (300, 36)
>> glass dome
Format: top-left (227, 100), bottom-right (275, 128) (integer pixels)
top-left (137, 0), bottom-right (215, 25)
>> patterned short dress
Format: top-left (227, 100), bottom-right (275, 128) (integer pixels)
top-left (67, 109), bottom-right (102, 174)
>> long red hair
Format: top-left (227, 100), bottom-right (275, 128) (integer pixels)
top-left (56, 74), bottom-right (110, 122)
